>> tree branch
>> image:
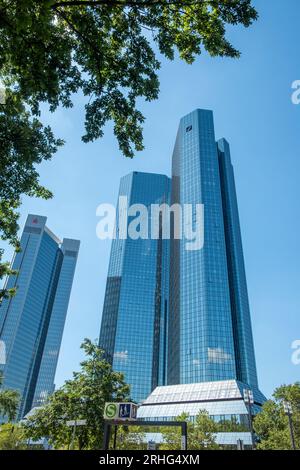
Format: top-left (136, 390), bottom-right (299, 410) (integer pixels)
top-left (51, 0), bottom-right (215, 9)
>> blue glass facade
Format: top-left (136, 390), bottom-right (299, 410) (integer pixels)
top-left (169, 109), bottom-right (236, 385)
top-left (217, 138), bottom-right (258, 388)
top-left (100, 109), bottom-right (263, 405)
top-left (137, 110), bottom-right (265, 445)
top-left (168, 109), bottom-right (259, 390)
top-left (0, 215), bottom-right (79, 419)
top-left (99, 172), bottom-right (170, 403)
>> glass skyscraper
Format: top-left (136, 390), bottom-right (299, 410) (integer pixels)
top-left (99, 172), bottom-right (170, 403)
top-left (138, 110), bottom-right (265, 447)
top-left (0, 214), bottom-right (80, 419)
top-left (100, 109), bottom-right (264, 417)
top-left (168, 109), bottom-right (258, 389)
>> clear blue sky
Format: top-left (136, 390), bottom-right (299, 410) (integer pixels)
top-left (2, 0), bottom-right (300, 398)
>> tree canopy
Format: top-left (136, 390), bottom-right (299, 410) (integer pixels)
top-left (254, 382), bottom-right (300, 450)
top-left (22, 339), bottom-right (130, 449)
top-left (0, 423), bottom-right (27, 450)
top-left (109, 424), bottom-right (147, 449)
top-left (1, 0), bottom-right (258, 156)
top-left (160, 411), bottom-right (219, 450)
top-left (0, 1), bottom-right (257, 298)
top-left (0, 372), bottom-right (20, 422)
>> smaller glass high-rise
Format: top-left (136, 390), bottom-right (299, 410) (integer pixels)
top-left (0, 215), bottom-right (80, 419)
top-left (99, 172), bottom-right (170, 403)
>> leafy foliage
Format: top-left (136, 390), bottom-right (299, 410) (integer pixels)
top-left (254, 382), bottom-right (300, 450)
top-left (160, 411), bottom-right (219, 450)
top-left (0, 0), bottom-right (257, 157)
top-left (0, 423), bottom-right (27, 450)
top-left (216, 415), bottom-right (248, 432)
top-left (22, 339), bottom-right (130, 449)
top-left (109, 424), bottom-right (147, 450)
top-left (0, 0), bottom-right (257, 298)
top-left (0, 372), bottom-right (20, 422)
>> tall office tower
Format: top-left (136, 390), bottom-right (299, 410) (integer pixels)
top-left (139, 110), bottom-right (265, 446)
top-left (168, 109), bottom-right (258, 388)
top-left (99, 172), bottom-right (170, 403)
top-left (217, 137), bottom-right (258, 388)
top-left (0, 215), bottom-right (80, 419)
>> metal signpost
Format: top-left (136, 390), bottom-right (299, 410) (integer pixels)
top-left (147, 440), bottom-right (156, 450)
top-left (66, 419), bottom-right (87, 450)
top-left (103, 403), bottom-right (188, 450)
top-left (283, 401), bottom-right (296, 450)
top-left (103, 402), bottom-right (139, 450)
top-left (237, 439), bottom-right (245, 450)
top-left (104, 402), bottom-right (138, 421)
top-left (243, 389), bottom-right (255, 450)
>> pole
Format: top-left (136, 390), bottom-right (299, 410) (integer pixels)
top-left (287, 412), bottom-right (296, 450)
top-left (103, 422), bottom-right (111, 450)
top-left (237, 439), bottom-right (244, 450)
top-left (244, 389), bottom-right (255, 450)
top-left (70, 420), bottom-right (77, 450)
top-left (113, 425), bottom-right (117, 450)
top-left (247, 403), bottom-right (255, 450)
top-left (181, 421), bottom-right (187, 450)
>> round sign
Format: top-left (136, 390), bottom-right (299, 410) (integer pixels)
top-left (105, 403), bottom-right (117, 418)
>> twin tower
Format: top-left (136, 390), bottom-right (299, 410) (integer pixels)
top-left (99, 109), bottom-right (265, 408)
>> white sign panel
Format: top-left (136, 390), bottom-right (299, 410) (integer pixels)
top-left (66, 419), bottom-right (87, 427)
